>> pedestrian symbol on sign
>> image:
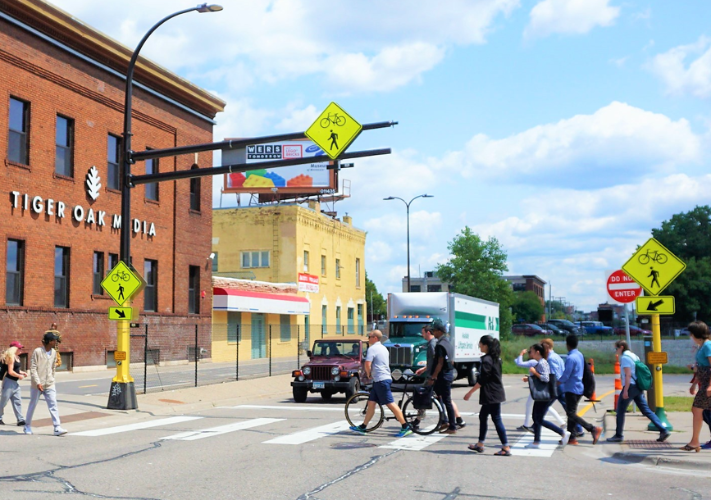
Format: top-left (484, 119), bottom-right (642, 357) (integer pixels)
top-left (118, 283), bottom-right (125, 301)
top-left (648, 267), bottom-right (660, 289)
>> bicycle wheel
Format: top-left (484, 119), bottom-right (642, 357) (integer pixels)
top-left (344, 392), bottom-right (383, 432)
top-left (638, 254), bottom-right (649, 265)
top-left (320, 117), bottom-right (331, 128)
top-left (335, 115), bottom-right (346, 126)
top-left (402, 397), bottom-right (443, 435)
top-left (111, 274), bottom-right (119, 282)
top-left (657, 254), bottom-right (668, 264)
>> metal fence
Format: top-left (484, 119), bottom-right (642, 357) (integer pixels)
top-left (130, 323), bottom-right (366, 394)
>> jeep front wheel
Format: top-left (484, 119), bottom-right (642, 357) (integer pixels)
top-left (293, 386), bottom-right (308, 403)
top-left (345, 377), bottom-right (359, 400)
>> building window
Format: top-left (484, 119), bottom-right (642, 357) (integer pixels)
top-left (357, 304), bottom-right (363, 335)
top-left (55, 115), bottom-right (74, 177)
top-left (241, 251), bottom-right (269, 268)
top-left (6, 239), bottom-right (24, 305)
top-left (212, 252), bottom-right (218, 272)
top-left (336, 306), bottom-right (341, 334)
top-left (8, 97), bottom-right (29, 165)
top-left (321, 255), bottom-right (326, 276)
top-left (304, 315), bottom-right (310, 343)
top-left (280, 315), bottom-right (291, 342)
top-left (188, 265), bottom-right (200, 314)
top-left (303, 250), bottom-right (309, 272)
top-left (190, 164), bottom-right (201, 211)
top-left (107, 134), bottom-right (121, 190)
top-left (93, 252), bottom-right (104, 295)
top-left (145, 156), bottom-right (159, 201)
top-left (335, 258), bottom-right (341, 280)
top-left (322, 305), bottom-right (327, 335)
top-left (512, 283), bottom-right (526, 292)
top-left (144, 259), bottom-right (157, 311)
top-left (227, 312), bottom-right (241, 343)
top-left (54, 246), bottom-right (69, 308)
top-left (347, 307), bottom-right (354, 334)
top-left (410, 285), bottom-right (421, 292)
top-left (355, 258), bottom-right (361, 288)
top-left (108, 253), bottom-right (119, 272)
top-left (427, 284), bottom-right (442, 292)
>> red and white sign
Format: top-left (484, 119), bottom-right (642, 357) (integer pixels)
top-left (606, 270), bottom-right (642, 304)
top-left (298, 273), bottom-right (319, 293)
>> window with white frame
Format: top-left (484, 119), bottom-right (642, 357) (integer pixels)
top-left (241, 251), bottom-right (270, 268)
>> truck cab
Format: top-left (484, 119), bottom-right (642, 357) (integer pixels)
top-left (384, 316), bottom-right (433, 382)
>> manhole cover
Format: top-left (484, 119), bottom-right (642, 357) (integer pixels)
top-left (626, 440), bottom-right (672, 449)
top-left (330, 442), bottom-right (378, 449)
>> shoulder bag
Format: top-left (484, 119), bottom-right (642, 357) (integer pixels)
top-left (528, 373), bottom-right (557, 402)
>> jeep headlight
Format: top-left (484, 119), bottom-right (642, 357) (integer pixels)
top-left (331, 367), bottom-right (340, 375)
top-left (303, 367), bottom-right (311, 375)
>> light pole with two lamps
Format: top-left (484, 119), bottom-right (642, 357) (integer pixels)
top-left (383, 194), bottom-right (433, 293)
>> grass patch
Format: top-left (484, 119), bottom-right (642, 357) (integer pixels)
top-left (663, 396), bottom-right (695, 412)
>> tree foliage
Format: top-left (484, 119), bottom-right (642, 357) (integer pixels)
top-left (435, 227), bottom-right (514, 335)
top-left (365, 272), bottom-right (387, 318)
top-left (513, 291), bottom-right (545, 323)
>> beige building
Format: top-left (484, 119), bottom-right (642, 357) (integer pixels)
top-left (212, 201), bottom-right (367, 361)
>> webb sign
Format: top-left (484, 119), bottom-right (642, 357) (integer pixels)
top-left (298, 273), bottom-right (319, 293)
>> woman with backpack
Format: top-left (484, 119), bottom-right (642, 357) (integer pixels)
top-left (606, 340), bottom-right (670, 443)
top-left (0, 341), bottom-right (28, 427)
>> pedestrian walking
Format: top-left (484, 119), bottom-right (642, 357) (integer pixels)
top-left (541, 338), bottom-right (567, 425)
top-left (523, 343), bottom-right (569, 448)
top-left (464, 335), bottom-right (510, 456)
top-left (24, 331), bottom-right (68, 436)
top-left (558, 334), bottom-right (602, 445)
top-left (515, 342), bottom-right (565, 433)
top-left (683, 321), bottom-right (711, 452)
top-left (606, 340), bottom-right (670, 443)
top-left (0, 341), bottom-right (28, 427)
top-left (428, 319), bottom-right (457, 434)
top-left (350, 330), bottom-right (412, 437)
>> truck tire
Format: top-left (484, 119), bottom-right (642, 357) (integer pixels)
top-left (293, 387), bottom-right (308, 403)
top-left (321, 391), bottom-right (333, 402)
top-left (345, 377), bottom-right (359, 400)
top-left (467, 366), bottom-right (478, 387)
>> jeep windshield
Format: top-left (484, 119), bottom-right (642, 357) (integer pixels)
top-left (312, 342), bottom-right (360, 358)
top-left (389, 322), bottom-right (426, 339)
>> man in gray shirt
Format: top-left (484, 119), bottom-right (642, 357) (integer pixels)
top-left (350, 330), bottom-right (412, 437)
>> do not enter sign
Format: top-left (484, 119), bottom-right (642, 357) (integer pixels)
top-left (607, 270), bottom-right (642, 304)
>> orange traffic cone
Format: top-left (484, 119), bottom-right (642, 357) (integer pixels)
top-left (613, 354), bottom-right (621, 410)
top-left (589, 358), bottom-right (598, 402)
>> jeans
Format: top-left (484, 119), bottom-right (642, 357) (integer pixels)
top-left (479, 403), bottom-right (508, 446)
top-left (614, 385), bottom-right (665, 436)
top-left (558, 391), bottom-right (583, 434)
top-left (434, 378), bottom-right (456, 430)
top-left (0, 378), bottom-right (23, 422)
top-left (532, 399), bottom-right (564, 442)
top-left (564, 392), bottom-right (594, 434)
top-left (25, 386), bottom-right (62, 429)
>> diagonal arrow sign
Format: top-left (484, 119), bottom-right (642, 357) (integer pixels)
top-left (646, 299), bottom-right (664, 312)
top-left (115, 309), bottom-right (126, 319)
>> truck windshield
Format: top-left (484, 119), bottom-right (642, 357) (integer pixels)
top-left (389, 323), bottom-right (426, 339)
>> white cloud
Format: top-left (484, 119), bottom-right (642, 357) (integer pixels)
top-left (649, 36), bottom-right (711, 98)
top-left (440, 102), bottom-right (701, 188)
top-left (525, 0), bottom-right (620, 39)
top-left (274, 104), bottom-right (320, 131)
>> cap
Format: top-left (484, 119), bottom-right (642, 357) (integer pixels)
top-left (431, 319), bottom-right (446, 332)
top-left (43, 331), bottom-right (60, 343)
top-left (9, 341), bottom-right (24, 349)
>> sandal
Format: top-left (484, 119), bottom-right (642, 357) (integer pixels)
top-left (494, 448), bottom-right (511, 456)
top-left (680, 444), bottom-right (701, 453)
top-left (468, 443), bottom-right (485, 453)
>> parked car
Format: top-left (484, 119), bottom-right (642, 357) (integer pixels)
top-left (512, 323), bottom-right (553, 337)
top-left (538, 322), bottom-right (566, 336)
top-left (547, 319), bottom-right (586, 336)
top-left (291, 338), bottom-right (367, 402)
top-left (613, 325), bottom-right (652, 337)
top-left (578, 321), bottom-right (614, 336)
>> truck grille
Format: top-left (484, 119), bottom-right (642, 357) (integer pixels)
top-left (387, 346), bottom-right (412, 366)
top-left (311, 366), bottom-right (333, 381)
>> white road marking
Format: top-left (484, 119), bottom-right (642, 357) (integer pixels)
top-left (509, 427), bottom-right (561, 457)
top-left (229, 405), bottom-right (345, 412)
top-left (264, 421), bottom-right (351, 445)
top-left (380, 433), bottom-right (448, 451)
top-left (72, 416), bottom-right (203, 437)
top-left (162, 418), bottom-right (284, 441)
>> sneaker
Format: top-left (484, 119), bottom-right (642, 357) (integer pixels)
top-left (657, 431), bottom-right (671, 443)
top-left (0, 419), bottom-right (4, 425)
top-left (16, 420), bottom-right (25, 427)
top-left (574, 431), bottom-right (585, 438)
top-left (560, 430), bottom-right (571, 446)
top-left (524, 442), bottom-right (540, 449)
top-left (592, 426), bottom-right (602, 445)
top-left (701, 440), bottom-right (711, 450)
top-left (395, 426), bottom-right (413, 438)
top-left (606, 435), bottom-right (624, 443)
top-left (349, 425), bottom-right (366, 435)
top-left (456, 420), bottom-right (467, 430)
top-left (440, 428), bottom-right (457, 435)
top-left (54, 427), bottom-right (68, 436)
top-left (567, 438), bottom-right (579, 446)
top-left (23, 426), bottom-right (32, 435)
top-left (438, 422), bottom-right (450, 433)
top-left (517, 425), bottom-right (534, 434)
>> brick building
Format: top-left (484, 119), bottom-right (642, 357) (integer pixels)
top-left (0, 0), bottom-right (224, 369)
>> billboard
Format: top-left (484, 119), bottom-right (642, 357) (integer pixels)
top-left (222, 140), bottom-right (336, 195)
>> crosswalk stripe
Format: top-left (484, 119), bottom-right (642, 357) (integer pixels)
top-left (162, 418), bottom-right (284, 441)
top-left (380, 433), bottom-right (448, 451)
top-left (229, 405), bottom-right (345, 412)
top-left (264, 420), bottom-right (351, 445)
top-left (509, 428), bottom-right (561, 457)
top-left (72, 416), bottom-right (203, 437)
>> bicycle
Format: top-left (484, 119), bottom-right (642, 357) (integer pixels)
top-left (320, 112), bottom-right (346, 128)
top-left (344, 369), bottom-right (444, 435)
top-left (111, 270), bottom-right (131, 282)
top-left (638, 249), bottom-right (667, 265)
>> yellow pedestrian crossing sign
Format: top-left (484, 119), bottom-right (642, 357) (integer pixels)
top-left (622, 238), bottom-right (686, 296)
top-left (305, 102), bottom-right (362, 160)
top-left (101, 261), bottom-right (146, 306)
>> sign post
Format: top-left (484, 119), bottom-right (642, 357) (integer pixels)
top-left (622, 237), bottom-right (686, 431)
top-left (605, 269), bottom-right (642, 346)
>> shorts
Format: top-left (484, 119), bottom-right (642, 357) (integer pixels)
top-left (369, 380), bottom-right (395, 405)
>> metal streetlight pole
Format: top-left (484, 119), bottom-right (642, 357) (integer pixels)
top-left (112, 3), bottom-right (223, 411)
top-left (383, 194), bottom-right (433, 292)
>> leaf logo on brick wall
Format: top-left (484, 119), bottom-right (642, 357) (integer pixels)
top-left (86, 166), bottom-right (101, 201)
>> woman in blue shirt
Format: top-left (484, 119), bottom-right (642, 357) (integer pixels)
top-left (683, 321), bottom-right (711, 452)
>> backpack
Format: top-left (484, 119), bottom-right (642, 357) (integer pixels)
top-left (633, 358), bottom-right (652, 391)
top-left (582, 359), bottom-right (595, 399)
top-left (0, 360), bottom-right (6, 381)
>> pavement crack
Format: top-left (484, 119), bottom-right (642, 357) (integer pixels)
top-left (671, 487), bottom-right (702, 500)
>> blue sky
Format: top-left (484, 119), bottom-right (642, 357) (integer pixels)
top-left (51, 0), bottom-right (711, 312)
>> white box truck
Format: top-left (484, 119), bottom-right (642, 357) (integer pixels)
top-left (385, 292), bottom-right (500, 386)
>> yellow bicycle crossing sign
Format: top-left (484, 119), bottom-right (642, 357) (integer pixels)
top-left (622, 238), bottom-right (686, 296)
top-left (101, 261), bottom-right (146, 306)
top-left (305, 102), bottom-right (362, 160)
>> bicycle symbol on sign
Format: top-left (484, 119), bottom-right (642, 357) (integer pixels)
top-left (111, 270), bottom-right (132, 282)
top-left (320, 112), bottom-right (347, 128)
top-left (637, 249), bottom-right (667, 265)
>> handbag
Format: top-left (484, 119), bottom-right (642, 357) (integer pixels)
top-left (413, 385), bottom-right (433, 409)
top-left (529, 373), bottom-right (558, 401)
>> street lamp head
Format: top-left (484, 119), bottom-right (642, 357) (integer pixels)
top-left (422, 194), bottom-right (434, 198)
top-left (383, 197), bottom-right (395, 201)
top-left (197, 3), bottom-right (223, 12)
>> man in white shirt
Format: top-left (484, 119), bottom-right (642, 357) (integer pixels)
top-left (24, 331), bottom-right (68, 436)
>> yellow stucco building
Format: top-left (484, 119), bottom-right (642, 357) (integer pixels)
top-left (211, 201), bottom-right (367, 362)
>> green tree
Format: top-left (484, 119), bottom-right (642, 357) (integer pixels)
top-left (435, 227), bottom-right (514, 336)
top-left (651, 206), bottom-right (711, 323)
top-left (513, 291), bottom-right (545, 323)
top-left (365, 272), bottom-right (387, 319)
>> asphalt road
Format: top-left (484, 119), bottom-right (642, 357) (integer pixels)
top-left (4, 375), bottom-right (709, 499)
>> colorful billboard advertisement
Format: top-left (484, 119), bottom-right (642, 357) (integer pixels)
top-left (298, 273), bottom-right (319, 293)
top-left (222, 140), bottom-right (336, 195)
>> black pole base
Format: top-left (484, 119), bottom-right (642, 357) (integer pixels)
top-left (107, 381), bottom-right (138, 410)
